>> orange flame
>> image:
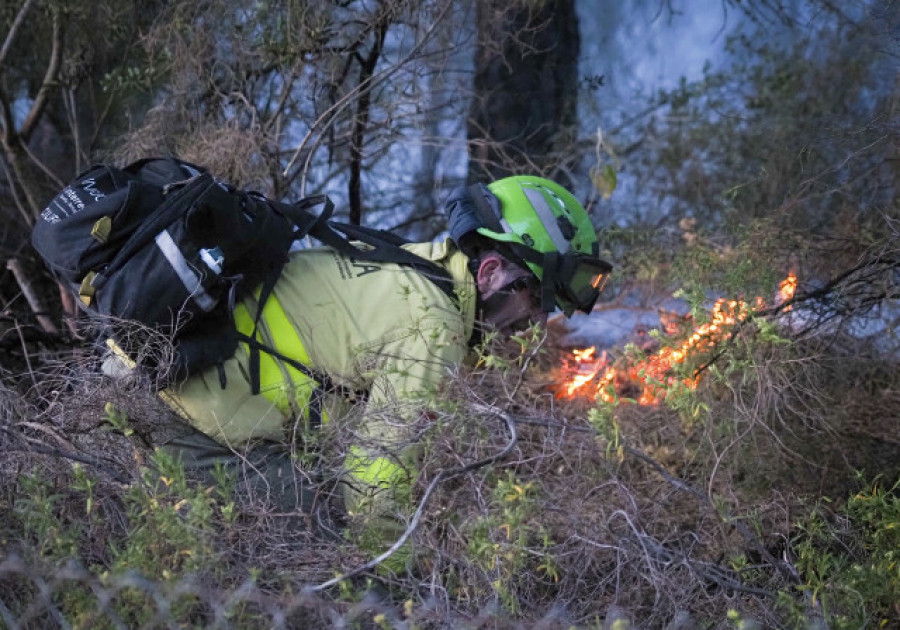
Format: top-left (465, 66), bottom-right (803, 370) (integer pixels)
top-left (779, 272), bottom-right (797, 311)
top-left (562, 347), bottom-right (607, 396)
top-left (558, 275), bottom-right (796, 405)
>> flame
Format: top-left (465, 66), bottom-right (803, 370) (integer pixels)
top-left (558, 275), bottom-right (796, 405)
top-left (779, 272), bottom-right (797, 311)
top-left (562, 347), bottom-right (607, 396)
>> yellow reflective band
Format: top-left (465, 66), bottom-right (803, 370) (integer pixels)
top-left (233, 301), bottom-right (283, 407)
top-left (346, 446), bottom-right (406, 492)
top-left (260, 291), bottom-right (323, 421)
top-left (233, 289), bottom-right (327, 424)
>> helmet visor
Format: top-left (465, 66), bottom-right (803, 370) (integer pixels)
top-left (555, 254), bottom-right (613, 315)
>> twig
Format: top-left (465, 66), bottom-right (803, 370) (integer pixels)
top-left (11, 318), bottom-right (39, 392)
top-left (506, 328), bottom-right (549, 401)
top-left (0, 426), bottom-right (132, 484)
top-left (57, 282), bottom-right (82, 338)
top-left (305, 404), bottom-right (518, 593)
top-left (510, 415), bottom-right (799, 585)
top-left (18, 10), bottom-right (62, 143)
top-left (19, 128), bottom-right (66, 189)
top-left (283, 0), bottom-right (454, 189)
top-left (692, 255), bottom-right (900, 379)
top-left (0, 152), bottom-right (34, 228)
top-left (6, 258), bottom-right (58, 334)
top-left (624, 442), bottom-right (796, 584)
top-left (0, 0), bottom-right (36, 70)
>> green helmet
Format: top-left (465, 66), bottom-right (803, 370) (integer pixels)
top-left (462, 175), bottom-right (613, 315)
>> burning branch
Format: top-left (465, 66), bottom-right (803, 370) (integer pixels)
top-left (559, 251), bottom-right (899, 406)
top-left (559, 274), bottom-right (799, 406)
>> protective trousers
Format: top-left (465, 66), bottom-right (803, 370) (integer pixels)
top-left (159, 426), bottom-right (340, 537)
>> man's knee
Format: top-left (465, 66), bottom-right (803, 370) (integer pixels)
top-left (159, 429), bottom-right (320, 516)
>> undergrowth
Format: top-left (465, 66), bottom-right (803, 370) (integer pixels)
top-left (1, 297), bottom-right (899, 628)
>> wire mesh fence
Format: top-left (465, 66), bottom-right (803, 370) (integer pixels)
top-left (2, 552), bottom-right (652, 630)
top-left (1, 553), bottom-right (418, 630)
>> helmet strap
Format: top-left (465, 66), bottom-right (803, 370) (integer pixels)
top-left (540, 251), bottom-right (560, 312)
top-left (497, 241), bottom-right (558, 313)
top-left (467, 255), bottom-right (481, 281)
top-left (475, 274), bottom-right (539, 332)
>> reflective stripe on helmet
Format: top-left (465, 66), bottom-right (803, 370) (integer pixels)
top-left (521, 186), bottom-right (571, 254)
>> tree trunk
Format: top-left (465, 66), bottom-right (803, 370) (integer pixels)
top-left (467, 0), bottom-right (580, 185)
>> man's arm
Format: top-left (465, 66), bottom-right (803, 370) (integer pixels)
top-left (342, 308), bottom-right (468, 570)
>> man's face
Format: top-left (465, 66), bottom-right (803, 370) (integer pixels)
top-left (476, 255), bottom-right (548, 336)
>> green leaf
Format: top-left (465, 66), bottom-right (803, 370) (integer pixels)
top-left (591, 164), bottom-right (618, 200)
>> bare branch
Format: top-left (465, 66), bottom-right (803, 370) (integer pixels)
top-left (0, 425), bottom-right (132, 484)
top-left (6, 258), bottom-right (58, 334)
top-left (284, 0), bottom-right (454, 188)
top-left (0, 0), bottom-right (36, 69)
top-left (19, 9), bottom-right (62, 142)
top-left (0, 82), bottom-right (15, 146)
top-left (348, 12), bottom-right (389, 225)
top-left (0, 152), bottom-right (33, 226)
top-left (19, 127), bottom-right (66, 188)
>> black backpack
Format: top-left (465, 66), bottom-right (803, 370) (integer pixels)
top-left (32, 157), bottom-right (455, 387)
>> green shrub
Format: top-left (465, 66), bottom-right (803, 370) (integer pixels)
top-left (784, 475), bottom-right (900, 628)
top-left (6, 446), bottom-right (247, 628)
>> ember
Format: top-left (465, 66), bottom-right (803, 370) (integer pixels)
top-left (558, 275), bottom-right (797, 405)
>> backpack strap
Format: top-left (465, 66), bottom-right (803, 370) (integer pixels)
top-left (308, 220), bottom-right (458, 305)
top-left (275, 194), bottom-right (335, 240)
top-left (235, 324), bottom-right (359, 431)
top-left (229, 194), bottom-right (460, 424)
top-left (241, 270), bottom-right (280, 397)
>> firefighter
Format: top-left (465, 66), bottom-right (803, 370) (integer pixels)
top-left (158, 175), bottom-right (612, 566)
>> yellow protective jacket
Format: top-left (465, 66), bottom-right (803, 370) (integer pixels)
top-left (165, 239), bottom-right (476, 541)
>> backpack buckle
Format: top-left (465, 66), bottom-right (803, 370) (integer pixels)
top-left (78, 271), bottom-right (97, 305)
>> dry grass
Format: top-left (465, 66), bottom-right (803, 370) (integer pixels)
top-left (0, 302), bottom-right (898, 628)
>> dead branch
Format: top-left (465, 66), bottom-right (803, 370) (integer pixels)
top-left (284, 0), bottom-right (454, 189)
top-left (623, 442), bottom-right (797, 585)
top-left (19, 123), bottom-right (66, 189)
top-left (692, 255), bottom-right (900, 379)
top-left (0, 425), bottom-right (132, 485)
top-left (0, 152), bottom-right (34, 227)
top-left (0, 0), bottom-right (36, 70)
top-left (18, 9), bottom-right (63, 143)
top-left (512, 414), bottom-right (799, 588)
top-left (57, 282), bottom-right (81, 338)
top-left (6, 258), bottom-right (58, 334)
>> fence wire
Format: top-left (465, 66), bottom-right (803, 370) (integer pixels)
top-left (2, 552), bottom-right (637, 630)
top-left (0, 553), bottom-right (417, 630)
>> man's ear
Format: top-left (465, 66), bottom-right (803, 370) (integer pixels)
top-left (476, 254), bottom-right (505, 294)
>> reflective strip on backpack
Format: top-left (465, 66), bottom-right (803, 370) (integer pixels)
top-left (154, 230), bottom-right (217, 312)
top-left (233, 290), bottom-right (327, 425)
